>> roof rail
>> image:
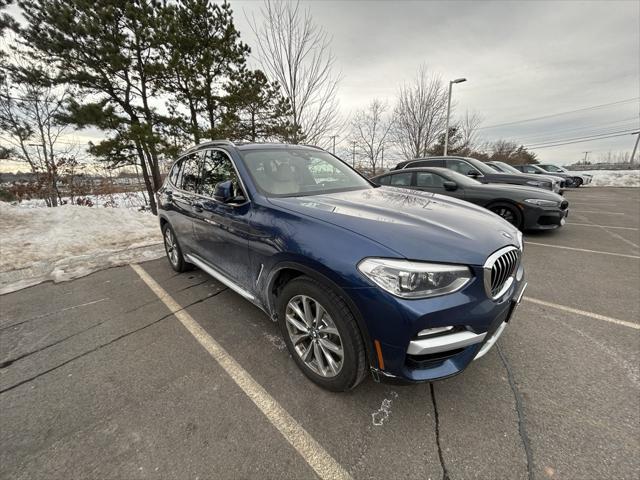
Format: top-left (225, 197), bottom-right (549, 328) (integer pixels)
top-left (299, 144), bottom-right (325, 151)
top-left (208, 139), bottom-right (237, 147)
top-left (183, 139), bottom-right (237, 155)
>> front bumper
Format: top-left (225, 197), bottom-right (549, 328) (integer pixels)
top-left (522, 202), bottom-right (569, 231)
top-left (349, 261), bottom-right (527, 384)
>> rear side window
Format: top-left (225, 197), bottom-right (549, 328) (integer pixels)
top-left (416, 172), bottom-right (445, 188)
top-left (447, 159), bottom-right (479, 175)
top-left (199, 150), bottom-right (241, 198)
top-left (376, 175), bottom-right (391, 185)
top-left (390, 172), bottom-right (413, 186)
top-left (406, 160), bottom-right (428, 168)
top-left (180, 153), bottom-right (201, 193)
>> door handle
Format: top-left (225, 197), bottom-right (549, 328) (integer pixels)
top-left (192, 201), bottom-right (204, 213)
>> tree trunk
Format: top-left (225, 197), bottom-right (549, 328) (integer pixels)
top-left (134, 139), bottom-right (157, 215)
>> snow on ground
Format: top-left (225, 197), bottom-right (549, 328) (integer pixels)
top-left (16, 191), bottom-right (150, 209)
top-left (579, 170), bottom-right (640, 187)
top-left (0, 202), bottom-right (164, 294)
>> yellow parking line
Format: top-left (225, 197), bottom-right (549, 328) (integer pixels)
top-left (523, 297), bottom-right (639, 330)
top-left (525, 242), bottom-right (640, 259)
top-left (131, 264), bottom-right (352, 480)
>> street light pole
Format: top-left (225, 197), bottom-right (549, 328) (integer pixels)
top-left (444, 78), bottom-right (467, 156)
top-left (631, 131), bottom-right (639, 164)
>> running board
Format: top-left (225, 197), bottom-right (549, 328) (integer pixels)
top-left (185, 254), bottom-right (256, 302)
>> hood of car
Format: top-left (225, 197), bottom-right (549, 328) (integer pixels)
top-left (268, 187), bottom-right (521, 266)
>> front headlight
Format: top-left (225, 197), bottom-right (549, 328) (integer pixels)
top-left (524, 198), bottom-right (559, 207)
top-left (516, 230), bottom-right (524, 250)
top-left (357, 258), bottom-right (472, 299)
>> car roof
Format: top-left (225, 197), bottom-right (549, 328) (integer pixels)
top-left (396, 156), bottom-right (478, 166)
top-left (372, 166), bottom-right (453, 179)
top-left (179, 140), bottom-right (325, 157)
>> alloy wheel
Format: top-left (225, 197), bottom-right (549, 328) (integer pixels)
top-left (491, 206), bottom-right (517, 226)
top-left (285, 295), bottom-right (344, 378)
top-left (164, 228), bottom-right (179, 266)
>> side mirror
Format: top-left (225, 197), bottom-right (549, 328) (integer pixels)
top-left (443, 181), bottom-right (458, 191)
top-left (467, 170), bottom-right (479, 178)
top-left (213, 180), bottom-right (234, 203)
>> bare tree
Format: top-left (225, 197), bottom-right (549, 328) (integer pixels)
top-left (0, 64), bottom-right (78, 207)
top-left (249, 0), bottom-right (341, 145)
top-left (350, 99), bottom-right (392, 175)
top-left (392, 65), bottom-right (448, 159)
top-left (458, 110), bottom-right (483, 154)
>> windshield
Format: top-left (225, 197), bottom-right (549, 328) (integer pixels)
top-left (492, 161), bottom-right (522, 174)
top-left (240, 148), bottom-right (372, 197)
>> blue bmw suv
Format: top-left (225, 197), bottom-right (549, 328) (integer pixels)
top-left (157, 141), bottom-right (527, 391)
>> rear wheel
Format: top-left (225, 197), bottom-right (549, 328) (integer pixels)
top-left (162, 223), bottom-right (190, 272)
top-left (488, 203), bottom-right (523, 230)
top-left (277, 276), bottom-right (366, 391)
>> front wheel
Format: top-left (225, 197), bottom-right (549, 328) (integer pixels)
top-left (572, 177), bottom-right (583, 187)
top-left (488, 202), bottom-right (524, 230)
top-left (277, 276), bottom-right (367, 391)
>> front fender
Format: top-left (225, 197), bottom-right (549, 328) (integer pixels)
top-left (263, 258), bottom-right (375, 367)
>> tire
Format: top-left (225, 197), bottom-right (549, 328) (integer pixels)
top-left (161, 222), bottom-right (191, 273)
top-left (276, 276), bottom-right (367, 392)
top-left (488, 202), bottom-right (524, 230)
top-left (572, 177), bottom-right (583, 187)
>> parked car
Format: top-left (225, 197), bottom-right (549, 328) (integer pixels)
top-left (158, 141), bottom-right (527, 391)
top-left (485, 160), bottom-right (566, 191)
top-left (536, 164), bottom-right (593, 187)
top-left (394, 156), bottom-right (563, 193)
top-left (511, 163), bottom-right (582, 187)
top-left (371, 167), bottom-right (569, 230)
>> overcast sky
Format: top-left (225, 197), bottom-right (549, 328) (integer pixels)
top-left (234, 0), bottom-right (639, 164)
top-left (2, 0), bottom-right (639, 170)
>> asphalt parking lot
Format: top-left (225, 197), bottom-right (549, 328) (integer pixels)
top-left (1, 187), bottom-right (638, 480)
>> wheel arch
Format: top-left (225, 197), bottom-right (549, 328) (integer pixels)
top-left (266, 262), bottom-right (374, 367)
top-left (484, 199), bottom-right (524, 228)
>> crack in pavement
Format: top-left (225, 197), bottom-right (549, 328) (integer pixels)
top-left (0, 320), bottom-right (107, 369)
top-left (0, 298), bottom-right (109, 332)
top-left (0, 289), bottom-right (228, 395)
top-left (429, 383), bottom-right (450, 480)
top-left (121, 282), bottom-right (223, 315)
top-left (497, 343), bottom-right (534, 480)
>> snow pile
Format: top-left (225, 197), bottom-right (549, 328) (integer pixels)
top-left (578, 170), bottom-right (640, 187)
top-left (0, 202), bottom-right (164, 294)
